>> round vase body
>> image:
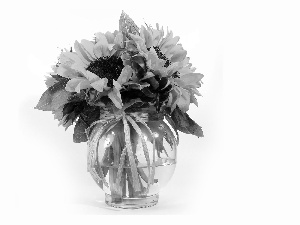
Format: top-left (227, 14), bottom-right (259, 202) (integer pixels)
top-left (87, 115), bottom-right (178, 209)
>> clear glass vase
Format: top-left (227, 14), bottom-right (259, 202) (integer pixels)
top-left (87, 112), bottom-right (178, 209)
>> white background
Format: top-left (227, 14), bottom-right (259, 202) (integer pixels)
top-left (1, 0), bottom-right (300, 224)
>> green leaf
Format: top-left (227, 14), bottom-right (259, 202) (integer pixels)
top-left (45, 76), bottom-right (58, 88)
top-left (171, 106), bottom-right (204, 138)
top-left (52, 105), bottom-right (64, 121)
top-left (140, 87), bottom-right (156, 98)
top-left (80, 105), bottom-right (100, 126)
top-left (51, 75), bottom-right (70, 83)
top-left (72, 104), bottom-right (100, 143)
top-left (62, 101), bottom-right (86, 118)
top-left (73, 117), bottom-right (88, 143)
top-left (35, 79), bottom-right (70, 111)
top-left (119, 11), bottom-right (139, 35)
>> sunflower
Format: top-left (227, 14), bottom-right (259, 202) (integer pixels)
top-left (127, 24), bottom-right (202, 112)
top-left (54, 31), bottom-right (133, 109)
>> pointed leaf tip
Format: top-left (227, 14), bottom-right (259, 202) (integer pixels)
top-left (35, 78), bottom-right (70, 111)
top-left (171, 106), bottom-right (204, 138)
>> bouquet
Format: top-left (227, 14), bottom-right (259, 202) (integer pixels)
top-left (35, 11), bottom-right (204, 208)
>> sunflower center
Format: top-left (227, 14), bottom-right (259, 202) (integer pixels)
top-left (86, 55), bottom-right (124, 87)
top-left (153, 46), bottom-right (171, 68)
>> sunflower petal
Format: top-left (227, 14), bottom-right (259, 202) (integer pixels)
top-left (129, 33), bottom-right (147, 52)
top-left (178, 65), bottom-right (196, 75)
top-left (159, 30), bottom-right (173, 49)
top-left (177, 88), bottom-right (190, 112)
top-left (114, 32), bottom-right (124, 47)
top-left (85, 71), bottom-right (99, 82)
top-left (113, 79), bottom-right (122, 91)
top-left (151, 29), bottom-right (162, 46)
top-left (80, 39), bottom-right (96, 60)
top-left (65, 78), bottom-right (90, 93)
top-left (94, 33), bottom-right (110, 57)
top-left (60, 52), bottom-right (86, 67)
top-left (188, 87), bottom-right (201, 96)
top-left (90, 78), bottom-right (107, 92)
top-left (107, 44), bottom-right (115, 51)
top-left (95, 32), bottom-right (108, 44)
top-left (93, 45), bottom-right (102, 58)
top-left (190, 94), bottom-right (198, 107)
top-left (57, 64), bottom-right (80, 79)
top-left (165, 44), bottom-right (183, 58)
top-left (170, 88), bottom-right (181, 112)
top-left (70, 63), bottom-right (87, 76)
top-left (160, 36), bottom-right (180, 53)
top-left (166, 62), bottom-right (182, 76)
top-left (75, 80), bottom-right (91, 93)
top-left (117, 65), bottom-right (133, 85)
top-left (179, 73), bottom-right (204, 86)
top-left (141, 25), bottom-right (153, 48)
top-left (170, 50), bottom-right (187, 63)
top-left (74, 41), bottom-right (92, 64)
top-left (108, 88), bottom-right (123, 109)
top-left (105, 31), bottom-right (115, 44)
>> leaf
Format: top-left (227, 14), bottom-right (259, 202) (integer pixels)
top-left (171, 106), bottom-right (204, 138)
top-left (80, 105), bottom-right (100, 126)
top-left (131, 61), bottom-right (146, 80)
top-left (58, 101), bottom-right (86, 132)
top-left (140, 71), bottom-right (155, 81)
top-left (52, 105), bottom-right (64, 121)
top-left (67, 103), bottom-right (100, 143)
top-left (119, 11), bottom-right (139, 35)
top-left (143, 76), bottom-right (159, 90)
top-left (73, 117), bottom-right (88, 143)
top-left (140, 87), bottom-right (156, 98)
top-left (51, 75), bottom-right (70, 83)
top-left (45, 76), bottom-right (58, 88)
top-left (35, 79), bottom-right (70, 111)
top-left (62, 101), bottom-right (86, 117)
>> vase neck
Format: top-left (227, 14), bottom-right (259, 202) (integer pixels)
top-left (100, 107), bottom-right (164, 122)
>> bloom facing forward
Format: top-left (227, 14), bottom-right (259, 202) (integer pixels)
top-left (127, 23), bottom-right (203, 112)
top-left (55, 31), bottom-right (136, 108)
